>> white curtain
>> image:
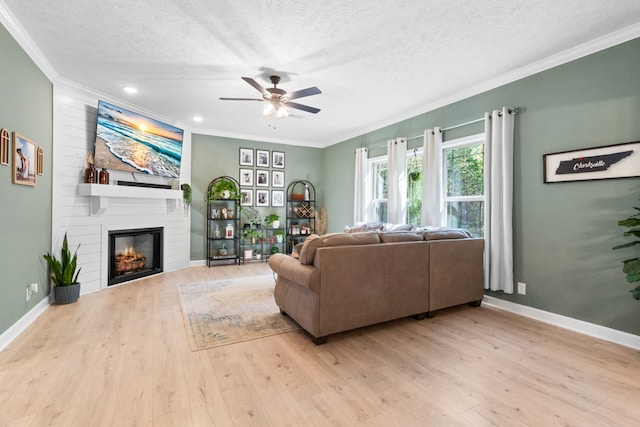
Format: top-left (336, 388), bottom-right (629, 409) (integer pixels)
top-left (353, 147), bottom-right (369, 225)
top-left (387, 138), bottom-right (407, 224)
top-left (484, 107), bottom-right (515, 293)
top-left (421, 127), bottom-right (444, 226)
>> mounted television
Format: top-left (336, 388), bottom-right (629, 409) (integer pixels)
top-left (94, 100), bottom-right (184, 178)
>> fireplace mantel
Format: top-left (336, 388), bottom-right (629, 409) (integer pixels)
top-left (78, 183), bottom-right (183, 215)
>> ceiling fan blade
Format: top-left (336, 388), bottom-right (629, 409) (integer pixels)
top-left (241, 77), bottom-right (269, 97)
top-left (284, 101), bottom-right (321, 114)
top-left (219, 97), bottom-right (264, 101)
top-left (286, 86), bottom-right (321, 100)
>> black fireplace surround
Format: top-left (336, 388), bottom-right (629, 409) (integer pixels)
top-left (108, 227), bottom-right (163, 286)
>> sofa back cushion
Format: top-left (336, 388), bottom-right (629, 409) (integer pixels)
top-left (378, 231), bottom-right (424, 243)
top-left (298, 232), bottom-right (381, 265)
top-left (421, 227), bottom-right (473, 240)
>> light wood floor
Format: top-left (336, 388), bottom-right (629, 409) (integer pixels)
top-left (1, 264), bottom-right (639, 426)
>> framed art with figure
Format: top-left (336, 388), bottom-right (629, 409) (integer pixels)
top-left (12, 132), bottom-right (36, 186)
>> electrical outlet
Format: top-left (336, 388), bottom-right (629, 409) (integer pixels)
top-left (517, 282), bottom-right (526, 295)
top-left (26, 287), bottom-right (31, 301)
top-left (30, 283), bottom-right (38, 294)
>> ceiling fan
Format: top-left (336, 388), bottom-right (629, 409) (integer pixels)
top-left (220, 75), bottom-right (321, 118)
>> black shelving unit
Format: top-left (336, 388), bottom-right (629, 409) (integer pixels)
top-left (239, 227), bottom-right (286, 263)
top-left (206, 176), bottom-right (240, 267)
top-left (285, 180), bottom-right (315, 254)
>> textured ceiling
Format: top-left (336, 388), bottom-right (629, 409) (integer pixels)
top-left (2, 0), bottom-right (640, 146)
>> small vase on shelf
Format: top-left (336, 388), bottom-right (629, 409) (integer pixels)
top-left (99, 168), bottom-right (109, 184)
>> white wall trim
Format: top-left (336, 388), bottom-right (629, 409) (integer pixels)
top-left (0, 296), bottom-right (51, 352)
top-left (484, 296), bottom-right (640, 350)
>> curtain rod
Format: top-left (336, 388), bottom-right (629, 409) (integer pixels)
top-left (365, 108), bottom-right (518, 150)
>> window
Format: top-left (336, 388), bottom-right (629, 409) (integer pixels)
top-left (370, 156), bottom-right (388, 223)
top-left (443, 134), bottom-right (485, 236)
top-left (406, 149), bottom-right (423, 226)
top-left (368, 149), bottom-right (423, 225)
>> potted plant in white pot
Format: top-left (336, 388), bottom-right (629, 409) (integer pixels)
top-left (43, 232), bottom-right (82, 304)
top-left (265, 213), bottom-right (281, 229)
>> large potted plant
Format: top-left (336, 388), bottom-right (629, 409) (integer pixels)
top-left (209, 178), bottom-right (238, 200)
top-left (613, 203), bottom-right (640, 300)
top-left (43, 233), bottom-right (82, 304)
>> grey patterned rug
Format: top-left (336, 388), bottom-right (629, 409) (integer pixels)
top-left (177, 275), bottom-right (300, 351)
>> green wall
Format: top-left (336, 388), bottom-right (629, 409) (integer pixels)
top-left (0, 25), bottom-right (53, 335)
top-left (324, 38), bottom-right (640, 335)
top-left (190, 134), bottom-right (324, 260)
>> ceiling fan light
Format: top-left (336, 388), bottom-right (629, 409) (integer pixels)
top-left (276, 104), bottom-right (288, 118)
top-left (262, 102), bottom-right (275, 116)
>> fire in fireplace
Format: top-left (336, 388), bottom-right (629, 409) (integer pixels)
top-left (108, 227), bottom-right (163, 286)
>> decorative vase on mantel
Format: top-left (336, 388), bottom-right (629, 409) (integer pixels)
top-left (99, 167), bottom-right (109, 184)
top-left (85, 164), bottom-right (97, 183)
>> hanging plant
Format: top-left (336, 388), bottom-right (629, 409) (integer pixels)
top-left (181, 183), bottom-right (192, 214)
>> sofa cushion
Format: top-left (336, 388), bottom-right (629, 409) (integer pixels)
top-left (422, 227), bottom-right (473, 240)
top-left (378, 231), bottom-right (424, 243)
top-left (298, 234), bottom-right (322, 264)
top-left (344, 222), bottom-right (384, 233)
top-left (299, 232), bottom-right (382, 265)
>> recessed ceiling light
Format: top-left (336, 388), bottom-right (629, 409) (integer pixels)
top-left (193, 116), bottom-right (203, 122)
top-left (123, 86), bottom-right (138, 94)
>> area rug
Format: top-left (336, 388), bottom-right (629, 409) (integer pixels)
top-left (177, 274), bottom-right (300, 351)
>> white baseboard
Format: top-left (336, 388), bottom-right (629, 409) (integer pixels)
top-left (0, 296), bottom-right (51, 352)
top-left (483, 296), bottom-right (640, 350)
top-left (190, 259), bottom-right (206, 267)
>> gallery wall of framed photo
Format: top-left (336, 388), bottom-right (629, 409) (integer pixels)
top-left (238, 147), bottom-right (286, 209)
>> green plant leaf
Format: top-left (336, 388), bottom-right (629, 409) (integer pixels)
top-left (618, 217), bottom-right (640, 227)
top-left (632, 284), bottom-right (640, 300)
top-left (613, 241), bottom-right (640, 250)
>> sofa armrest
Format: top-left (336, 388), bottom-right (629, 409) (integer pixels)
top-left (268, 253), bottom-right (321, 293)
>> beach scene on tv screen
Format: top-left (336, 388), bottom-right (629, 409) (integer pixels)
top-left (94, 100), bottom-right (183, 178)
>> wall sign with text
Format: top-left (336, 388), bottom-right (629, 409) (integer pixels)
top-left (543, 141), bottom-right (640, 183)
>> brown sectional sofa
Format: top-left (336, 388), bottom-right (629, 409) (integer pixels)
top-left (268, 228), bottom-right (484, 344)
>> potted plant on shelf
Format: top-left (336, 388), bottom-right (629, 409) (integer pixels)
top-left (43, 232), bottom-right (82, 304)
top-left (254, 248), bottom-right (263, 260)
top-left (265, 213), bottom-right (280, 228)
top-left (273, 229), bottom-right (285, 243)
top-left (209, 178), bottom-right (238, 200)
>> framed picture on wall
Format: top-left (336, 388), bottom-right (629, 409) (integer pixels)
top-left (256, 149), bottom-right (270, 167)
top-left (12, 132), bottom-right (37, 187)
top-left (256, 189), bottom-right (269, 207)
top-left (272, 151), bottom-right (285, 169)
top-left (256, 169), bottom-right (269, 187)
top-left (272, 190), bottom-right (284, 207)
top-left (239, 168), bottom-right (253, 186)
top-left (543, 141), bottom-right (640, 183)
top-left (272, 170), bottom-right (285, 188)
top-left (239, 148), bottom-right (253, 166)
top-left (240, 188), bottom-right (253, 206)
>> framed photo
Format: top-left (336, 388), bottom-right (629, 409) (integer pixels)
top-left (272, 170), bottom-right (285, 188)
top-left (244, 249), bottom-right (253, 260)
top-left (272, 151), bottom-right (285, 169)
top-left (256, 149), bottom-right (270, 167)
top-left (239, 148), bottom-right (253, 166)
top-left (256, 189), bottom-right (269, 207)
top-left (12, 132), bottom-right (36, 186)
top-left (543, 141), bottom-right (640, 183)
top-left (256, 169), bottom-right (269, 187)
top-left (272, 190), bottom-right (284, 207)
top-left (239, 168), bottom-right (253, 186)
top-left (240, 188), bottom-right (253, 206)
